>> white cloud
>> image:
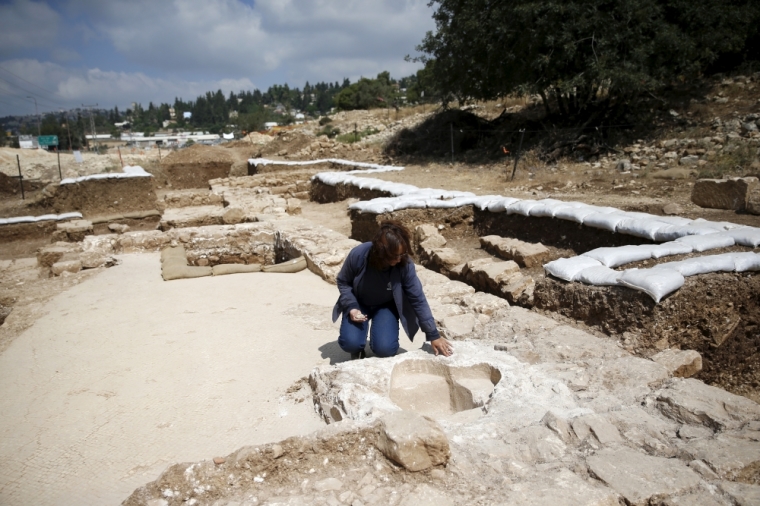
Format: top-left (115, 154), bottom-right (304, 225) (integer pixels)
top-left (0, 0), bottom-right (60, 55)
top-left (65, 0), bottom-right (435, 80)
top-left (0, 59), bottom-right (254, 115)
top-left (0, 0), bottom-right (437, 115)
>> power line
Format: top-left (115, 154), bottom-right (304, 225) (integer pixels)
top-left (0, 65), bottom-right (59, 96)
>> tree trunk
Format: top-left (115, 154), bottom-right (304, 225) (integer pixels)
top-left (538, 90), bottom-right (552, 116)
top-left (554, 88), bottom-right (569, 116)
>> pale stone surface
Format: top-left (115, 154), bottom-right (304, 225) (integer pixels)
top-left (441, 313), bottom-right (476, 337)
top-left (662, 203), bottom-right (684, 215)
top-left (222, 207), bottom-right (245, 224)
top-left (415, 224), bottom-right (440, 244)
top-left (503, 467), bottom-right (619, 505)
top-left (397, 484), bottom-right (454, 506)
top-left (314, 478), bottom-right (343, 492)
top-left (653, 349), bottom-right (703, 378)
top-left (51, 259), bottom-right (82, 276)
top-left (572, 414), bottom-right (623, 444)
top-left (430, 247), bottom-right (461, 270)
top-left (541, 410), bottom-right (576, 444)
top-left (376, 411), bottom-right (450, 472)
top-left (108, 223), bottom-right (130, 234)
top-left (655, 378), bottom-right (760, 430)
top-left (683, 434), bottom-right (760, 482)
top-left (56, 219), bottom-right (94, 241)
top-left (587, 447), bottom-right (702, 505)
top-left (719, 481), bottom-right (760, 506)
top-left (691, 177), bottom-right (758, 211)
top-left (479, 235), bottom-right (550, 268)
top-left (420, 235), bottom-right (447, 250)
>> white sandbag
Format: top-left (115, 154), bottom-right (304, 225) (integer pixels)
top-left (582, 245), bottom-right (653, 268)
top-left (554, 206), bottom-right (598, 223)
top-left (615, 218), bottom-right (667, 240)
top-left (507, 200), bottom-right (540, 216)
top-left (675, 233), bottom-right (735, 252)
top-left (724, 227), bottom-right (760, 247)
top-left (393, 199), bottom-right (427, 210)
top-left (618, 268), bottom-right (684, 303)
top-left (470, 195), bottom-right (502, 210)
top-left (583, 212), bottom-right (627, 232)
top-left (654, 215), bottom-right (693, 226)
top-left (528, 199), bottom-right (565, 217)
top-left (732, 252), bottom-right (760, 271)
top-left (543, 256), bottom-right (603, 282)
top-left (655, 254), bottom-right (736, 276)
top-left (486, 197), bottom-right (519, 212)
top-left (649, 241), bottom-right (694, 259)
top-left (575, 265), bottom-right (622, 286)
top-left (353, 201), bottom-right (394, 214)
top-left (653, 225), bottom-right (693, 242)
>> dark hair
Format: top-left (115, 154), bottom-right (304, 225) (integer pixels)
top-left (368, 220), bottom-right (412, 270)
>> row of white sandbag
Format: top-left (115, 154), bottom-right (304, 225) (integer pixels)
top-left (250, 157), bottom-right (403, 172)
top-left (60, 166), bottom-right (151, 185)
top-left (544, 252), bottom-right (760, 302)
top-left (0, 212), bottom-right (83, 225)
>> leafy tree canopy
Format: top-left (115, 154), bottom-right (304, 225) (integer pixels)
top-left (416, 0), bottom-right (760, 115)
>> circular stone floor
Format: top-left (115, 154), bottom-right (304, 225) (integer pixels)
top-left (0, 253), bottom-right (426, 505)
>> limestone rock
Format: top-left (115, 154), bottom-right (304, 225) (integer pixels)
top-left (460, 292), bottom-right (509, 315)
top-left (655, 378), bottom-right (760, 430)
top-left (502, 467), bottom-right (619, 505)
top-left (108, 223), bottom-right (130, 234)
top-left (587, 447), bottom-right (702, 505)
top-left (415, 224), bottom-right (440, 244)
top-left (420, 235), bottom-right (447, 251)
top-left (314, 477), bottom-right (343, 492)
top-left (37, 244), bottom-right (78, 267)
top-left (541, 410), bottom-right (576, 444)
top-left (56, 219), bottom-right (94, 241)
top-left (376, 411), bottom-right (450, 472)
top-left (479, 235), bottom-right (550, 268)
top-left (430, 247), bottom-right (461, 271)
top-left (683, 434), bottom-right (760, 482)
top-left (79, 251), bottom-right (115, 269)
top-left (719, 481), bottom-right (760, 506)
top-left (691, 177), bottom-right (759, 211)
top-left (441, 313), bottom-right (476, 338)
top-left (222, 207), bottom-right (245, 224)
top-left (652, 349), bottom-right (703, 378)
top-left (572, 414), bottom-right (623, 445)
top-left (398, 484), bottom-right (454, 506)
top-left (51, 259), bottom-right (82, 276)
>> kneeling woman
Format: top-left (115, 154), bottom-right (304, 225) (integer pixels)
top-left (332, 221), bottom-right (454, 359)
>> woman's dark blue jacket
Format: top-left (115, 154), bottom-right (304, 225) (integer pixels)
top-left (331, 242), bottom-right (440, 341)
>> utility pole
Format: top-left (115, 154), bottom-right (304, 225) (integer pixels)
top-left (82, 103), bottom-right (99, 152)
top-left (60, 109), bottom-right (73, 152)
top-left (26, 96), bottom-right (40, 137)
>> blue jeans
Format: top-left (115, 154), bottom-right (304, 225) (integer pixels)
top-left (338, 302), bottom-right (400, 358)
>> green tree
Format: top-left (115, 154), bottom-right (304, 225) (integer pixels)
top-left (416, 0), bottom-right (760, 115)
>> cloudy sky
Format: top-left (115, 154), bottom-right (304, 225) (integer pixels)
top-left (0, 0), bottom-right (436, 117)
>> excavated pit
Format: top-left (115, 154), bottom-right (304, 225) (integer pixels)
top-left (310, 183), bottom-right (760, 400)
top-left (389, 360), bottom-right (501, 419)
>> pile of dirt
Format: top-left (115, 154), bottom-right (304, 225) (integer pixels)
top-left (161, 144), bottom-right (233, 166)
top-left (258, 131), bottom-right (316, 157)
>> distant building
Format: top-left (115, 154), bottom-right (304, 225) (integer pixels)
top-left (169, 107), bottom-right (176, 119)
top-left (229, 110), bottom-right (239, 119)
top-left (264, 122), bottom-right (278, 130)
top-left (18, 135), bottom-right (38, 149)
top-left (183, 112), bottom-right (192, 120)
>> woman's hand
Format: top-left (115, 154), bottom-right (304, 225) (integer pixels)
top-left (430, 337), bottom-right (454, 357)
top-left (349, 309), bottom-right (367, 322)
